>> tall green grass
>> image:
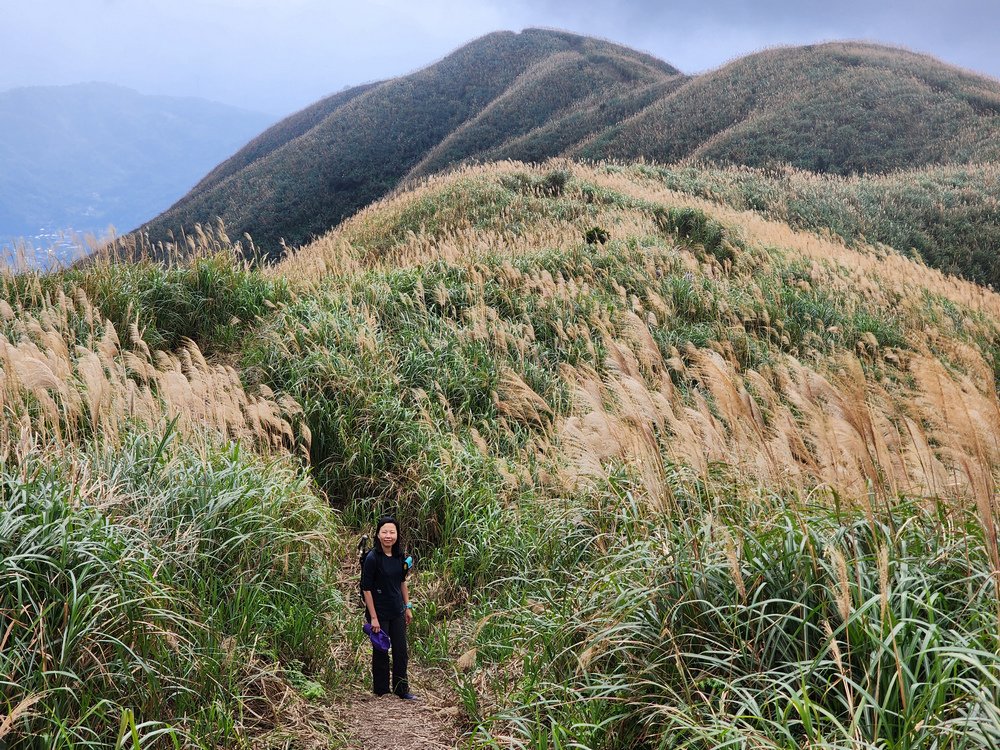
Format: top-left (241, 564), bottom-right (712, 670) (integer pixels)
top-left (0, 428), bottom-right (341, 747)
top-left (470, 468), bottom-right (1000, 749)
top-left (243, 220), bottom-right (912, 567)
top-left (6, 161), bottom-right (1000, 748)
top-left (2, 247), bottom-right (290, 354)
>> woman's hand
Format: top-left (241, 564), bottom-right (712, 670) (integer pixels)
top-left (371, 618), bottom-right (381, 633)
top-left (404, 608), bottom-right (413, 625)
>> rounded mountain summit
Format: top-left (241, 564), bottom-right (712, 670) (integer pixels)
top-left (137, 28), bottom-right (1000, 259)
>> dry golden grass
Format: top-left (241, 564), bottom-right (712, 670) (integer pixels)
top-left (554, 289), bottom-right (1000, 505)
top-left (0, 281), bottom-right (306, 464)
top-left (279, 161), bottom-right (1000, 514)
top-left (274, 164), bottom-right (584, 282)
top-left (607, 167), bottom-right (1000, 322)
top-left (283, 159), bottom-right (1000, 324)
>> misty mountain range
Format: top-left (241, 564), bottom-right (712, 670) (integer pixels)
top-left (139, 29), bottom-right (1000, 260)
top-left (0, 83), bottom-right (272, 254)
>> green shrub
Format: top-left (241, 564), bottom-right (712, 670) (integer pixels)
top-left (654, 206), bottom-right (734, 264)
top-left (584, 226), bottom-right (610, 244)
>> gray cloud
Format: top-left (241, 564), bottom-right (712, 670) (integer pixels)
top-left (2, 1), bottom-right (996, 116)
top-left (509, 0), bottom-right (999, 75)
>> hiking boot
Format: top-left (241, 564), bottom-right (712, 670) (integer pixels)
top-left (397, 692), bottom-right (419, 701)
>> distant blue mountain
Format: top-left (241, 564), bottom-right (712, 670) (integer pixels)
top-left (0, 83), bottom-right (273, 254)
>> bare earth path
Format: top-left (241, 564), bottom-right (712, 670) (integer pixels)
top-left (334, 688), bottom-right (462, 750)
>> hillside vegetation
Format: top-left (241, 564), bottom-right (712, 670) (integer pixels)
top-left (7, 161), bottom-right (999, 747)
top-left (634, 162), bottom-right (1000, 289)
top-left (139, 30), bottom-right (1000, 281)
top-left (141, 30), bottom-right (679, 255)
top-left (582, 42), bottom-right (1000, 172)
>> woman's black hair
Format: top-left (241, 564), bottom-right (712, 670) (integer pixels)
top-left (375, 515), bottom-right (403, 559)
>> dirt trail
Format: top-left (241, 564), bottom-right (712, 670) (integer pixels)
top-left (334, 693), bottom-right (462, 749)
top-left (329, 665), bottom-right (464, 750)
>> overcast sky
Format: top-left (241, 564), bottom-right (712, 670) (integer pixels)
top-left (2, 1), bottom-right (997, 117)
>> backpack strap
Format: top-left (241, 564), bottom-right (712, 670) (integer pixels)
top-left (364, 549), bottom-right (383, 589)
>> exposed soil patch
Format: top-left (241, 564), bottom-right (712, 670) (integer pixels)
top-left (332, 671), bottom-right (463, 750)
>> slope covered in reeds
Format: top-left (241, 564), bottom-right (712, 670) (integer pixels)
top-left (139, 30), bottom-right (1000, 281)
top-left (278, 161), bottom-right (1000, 512)
top-left (618, 162), bottom-right (1000, 290)
top-left (140, 29), bottom-right (679, 256)
top-left (4, 161), bottom-right (999, 748)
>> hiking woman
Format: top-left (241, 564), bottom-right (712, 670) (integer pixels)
top-left (361, 516), bottom-right (415, 699)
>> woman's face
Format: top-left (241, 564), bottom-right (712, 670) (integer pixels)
top-left (378, 522), bottom-right (398, 549)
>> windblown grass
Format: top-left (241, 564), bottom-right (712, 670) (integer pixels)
top-left (629, 162), bottom-right (1000, 290)
top-left (0, 243), bottom-right (336, 747)
top-left (269, 160), bottom-right (1000, 747)
top-left (275, 161), bottom-right (1000, 516)
top-left (470, 468), bottom-right (1000, 749)
top-left (1, 430), bottom-right (340, 747)
top-left (0, 272), bottom-right (304, 457)
top-left (4, 159), bottom-right (999, 747)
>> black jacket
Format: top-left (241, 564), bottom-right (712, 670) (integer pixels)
top-left (361, 550), bottom-right (406, 619)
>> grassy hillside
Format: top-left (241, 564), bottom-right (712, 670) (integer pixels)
top-left (12, 160), bottom-right (999, 746)
top-left (258, 161), bottom-right (1000, 748)
top-left (485, 76), bottom-right (683, 164)
top-left (139, 29), bottom-right (677, 257)
top-left (0, 83), bottom-right (272, 247)
top-left (138, 33), bottom-right (1000, 280)
top-left (403, 43), bottom-right (679, 180)
top-left (627, 161), bottom-right (1000, 290)
top-left (581, 42), bottom-right (1000, 173)
top-left (186, 83), bottom-right (378, 197)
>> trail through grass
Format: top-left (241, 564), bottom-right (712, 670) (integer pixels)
top-left (3, 160), bottom-right (999, 748)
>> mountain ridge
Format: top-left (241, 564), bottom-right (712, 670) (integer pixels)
top-left (581, 41), bottom-right (1000, 170)
top-left (140, 29), bottom-right (677, 251)
top-left (137, 30), bottom-right (1000, 270)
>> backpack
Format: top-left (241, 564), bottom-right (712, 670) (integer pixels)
top-left (357, 536), bottom-right (412, 610)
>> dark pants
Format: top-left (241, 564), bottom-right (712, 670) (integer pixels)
top-left (371, 613), bottom-right (409, 696)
